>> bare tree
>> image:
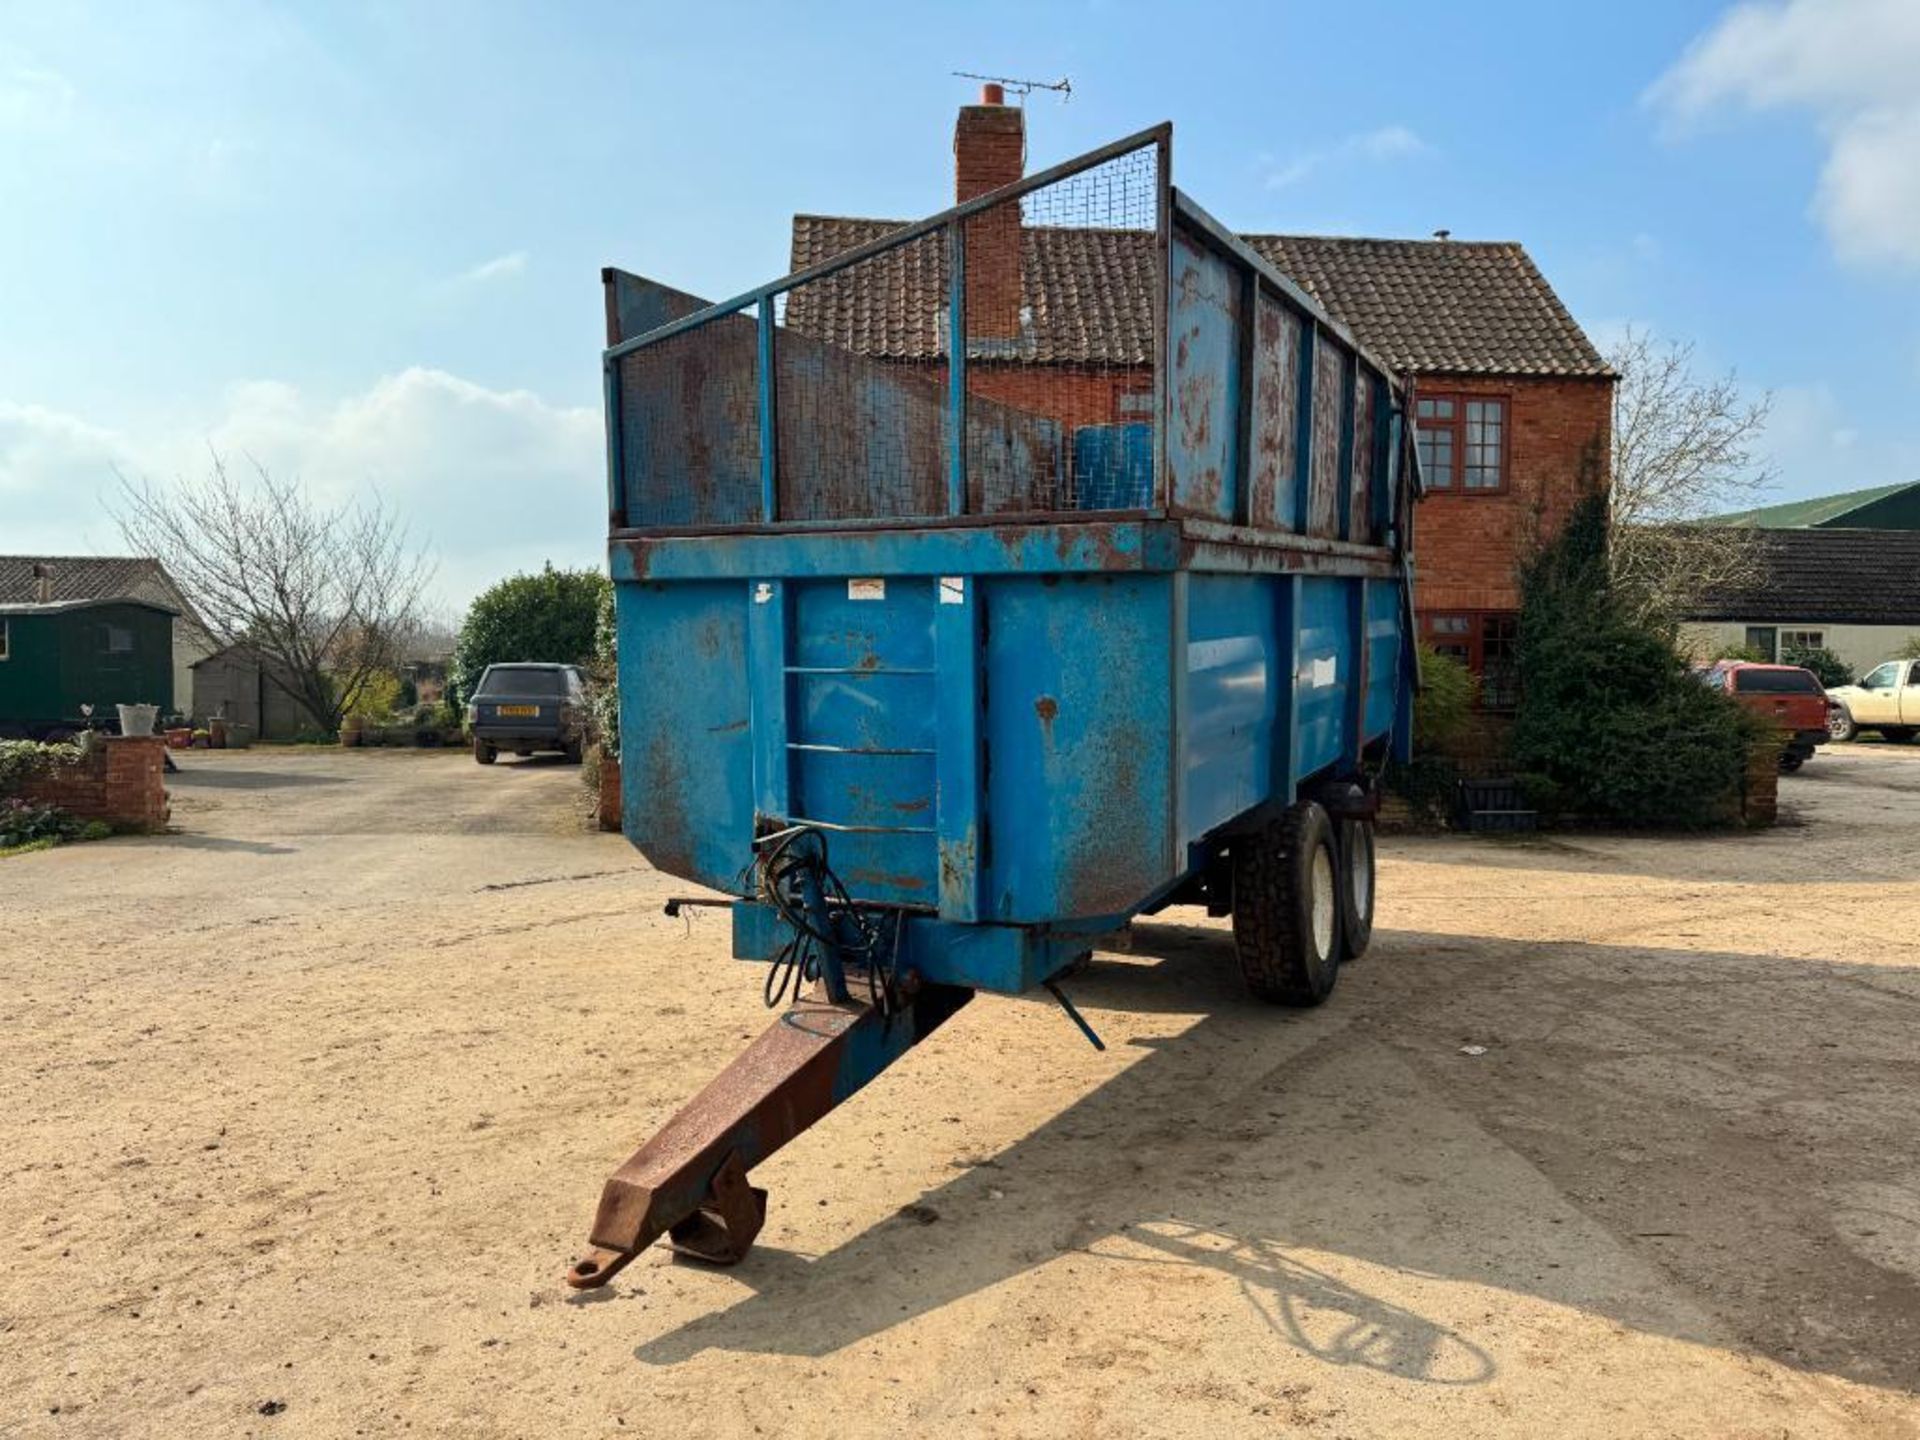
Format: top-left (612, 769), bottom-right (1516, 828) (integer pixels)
top-left (1607, 328), bottom-right (1774, 622)
top-left (115, 455), bottom-right (435, 733)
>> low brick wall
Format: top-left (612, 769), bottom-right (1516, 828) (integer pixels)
top-left (14, 736), bottom-right (170, 833)
top-left (597, 754), bottom-right (622, 834)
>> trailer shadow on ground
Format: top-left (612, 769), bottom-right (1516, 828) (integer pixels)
top-left (632, 920), bottom-right (1920, 1398)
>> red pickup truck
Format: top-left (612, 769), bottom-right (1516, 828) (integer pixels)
top-left (1704, 662), bottom-right (1832, 771)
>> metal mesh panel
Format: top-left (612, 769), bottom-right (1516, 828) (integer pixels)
top-left (962, 142), bottom-right (1161, 514)
top-left (776, 232), bottom-right (950, 521)
top-left (616, 310), bottom-right (762, 528)
top-left (613, 134), bottom-right (1164, 530)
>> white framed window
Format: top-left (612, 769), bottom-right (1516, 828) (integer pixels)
top-left (1779, 628), bottom-right (1825, 653)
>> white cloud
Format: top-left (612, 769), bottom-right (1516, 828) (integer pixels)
top-left (1262, 125), bottom-right (1428, 191)
top-left (454, 251), bottom-right (529, 285)
top-left (2, 370), bottom-right (603, 609)
top-left (1649, 0), bottom-right (1920, 266)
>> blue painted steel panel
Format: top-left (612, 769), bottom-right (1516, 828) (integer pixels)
top-left (731, 903), bottom-right (1111, 995)
top-left (1181, 572), bottom-right (1283, 844)
top-left (1250, 291), bottom-right (1302, 532)
top-left (980, 574), bottom-right (1173, 922)
top-left (1293, 577), bottom-right (1352, 781)
top-left (1364, 580), bottom-right (1402, 741)
top-left (1167, 229), bottom-right (1243, 521)
top-left (932, 576), bottom-right (984, 920)
top-left (617, 581), bottom-right (754, 886)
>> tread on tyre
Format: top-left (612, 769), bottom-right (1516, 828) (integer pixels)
top-left (1231, 801), bottom-right (1343, 1007)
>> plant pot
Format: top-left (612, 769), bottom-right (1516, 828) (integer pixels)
top-left (208, 719), bottom-right (228, 749)
top-left (165, 728), bottom-right (193, 749)
top-left (339, 718), bottom-right (364, 748)
top-left (116, 703), bottom-right (159, 737)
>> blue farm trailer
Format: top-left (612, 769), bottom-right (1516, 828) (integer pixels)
top-left (567, 124), bottom-right (1420, 1288)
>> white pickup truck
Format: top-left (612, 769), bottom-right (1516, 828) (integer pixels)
top-left (1826, 658), bottom-right (1920, 743)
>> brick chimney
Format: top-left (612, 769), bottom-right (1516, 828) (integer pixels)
top-left (31, 562), bottom-right (53, 604)
top-left (955, 85), bottom-right (1025, 345)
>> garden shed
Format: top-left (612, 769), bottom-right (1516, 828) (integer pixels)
top-left (189, 643), bottom-right (311, 740)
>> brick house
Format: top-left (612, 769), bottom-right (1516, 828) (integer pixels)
top-left (786, 92), bottom-right (1614, 708)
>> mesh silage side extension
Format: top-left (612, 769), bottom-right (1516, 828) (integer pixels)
top-left (614, 133), bottom-right (1166, 529)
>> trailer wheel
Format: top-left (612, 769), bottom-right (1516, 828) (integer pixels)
top-left (1231, 801), bottom-right (1342, 1007)
top-left (1337, 818), bottom-right (1376, 961)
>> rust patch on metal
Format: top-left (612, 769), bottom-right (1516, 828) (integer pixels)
top-left (1250, 293), bottom-right (1298, 529)
top-left (939, 832), bottom-right (975, 891)
top-left (1034, 695), bottom-right (1059, 741)
top-left (1174, 321), bottom-right (1222, 514)
top-left (708, 717), bottom-right (748, 734)
top-left (848, 867), bottom-right (927, 892)
top-left (1061, 715), bottom-right (1151, 918)
top-left (637, 731), bottom-right (696, 881)
top-left (893, 796), bottom-right (931, 814)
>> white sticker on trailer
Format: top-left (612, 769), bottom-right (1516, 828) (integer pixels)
top-left (939, 576), bottom-right (965, 605)
top-left (753, 582), bottom-right (774, 604)
top-left (848, 578), bottom-right (885, 601)
top-left (1298, 656), bottom-right (1337, 688)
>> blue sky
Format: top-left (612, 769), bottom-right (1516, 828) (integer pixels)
top-left (4, 0), bottom-right (1918, 607)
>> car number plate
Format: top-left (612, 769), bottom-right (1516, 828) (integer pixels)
top-left (498, 704), bottom-right (539, 716)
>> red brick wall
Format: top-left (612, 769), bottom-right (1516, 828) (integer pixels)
top-left (14, 736), bottom-right (169, 833)
top-left (1413, 374), bottom-right (1612, 614)
top-left (955, 102), bottom-right (1026, 342)
top-left (961, 364), bottom-right (1150, 431)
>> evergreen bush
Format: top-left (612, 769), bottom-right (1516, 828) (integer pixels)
top-left (450, 564), bottom-right (611, 707)
top-left (1512, 495), bottom-right (1759, 827)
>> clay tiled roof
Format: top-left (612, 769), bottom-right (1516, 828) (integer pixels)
top-left (1244, 236), bottom-right (1608, 378)
top-left (787, 216), bottom-right (1609, 378)
top-left (1685, 529), bottom-right (1920, 626)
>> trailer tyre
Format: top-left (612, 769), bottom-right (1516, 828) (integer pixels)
top-left (1231, 801), bottom-right (1342, 1007)
top-left (1337, 818), bottom-right (1376, 961)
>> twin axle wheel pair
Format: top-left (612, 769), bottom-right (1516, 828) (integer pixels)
top-left (1229, 801), bottom-right (1375, 1007)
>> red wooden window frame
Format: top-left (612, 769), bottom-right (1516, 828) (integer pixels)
top-left (1413, 393), bottom-right (1510, 494)
top-left (1422, 610), bottom-right (1520, 710)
